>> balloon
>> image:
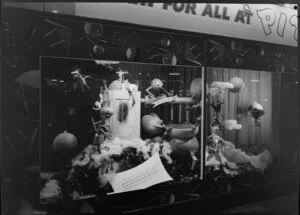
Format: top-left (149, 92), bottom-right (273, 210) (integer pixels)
top-left (235, 57), bottom-right (243, 66)
top-left (231, 41), bottom-right (237, 50)
top-left (229, 77), bottom-right (244, 93)
top-left (53, 131), bottom-right (78, 152)
top-left (142, 114), bottom-right (165, 137)
top-left (248, 102), bottom-right (264, 123)
top-left (126, 46), bottom-right (136, 60)
top-left (259, 48), bottom-right (265, 57)
top-left (190, 78), bottom-right (202, 101)
top-left (84, 22), bottom-right (103, 37)
top-left (161, 38), bottom-right (171, 47)
top-left (93, 44), bottom-right (105, 55)
top-left (15, 70), bottom-right (40, 89)
top-left (162, 52), bottom-right (177, 65)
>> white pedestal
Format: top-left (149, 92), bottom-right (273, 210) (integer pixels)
top-left (109, 90), bottom-right (141, 140)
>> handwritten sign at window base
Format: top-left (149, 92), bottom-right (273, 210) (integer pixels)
top-left (107, 154), bottom-right (173, 195)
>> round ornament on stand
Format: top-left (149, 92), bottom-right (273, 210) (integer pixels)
top-left (229, 77), bottom-right (244, 93)
top-left (53, 130), bottom-right (78, 153)
top-left (142, 114), bottom-right (166, 137)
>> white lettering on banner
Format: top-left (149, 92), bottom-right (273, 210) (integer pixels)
top-left (152, 95), bottom-right (178, 108)
top-left (289, 15), bottom-right (298, 41)
top-left (257, 8), bottom-right (276, 35)
top-left (75, 3), bottom-right (298, 46)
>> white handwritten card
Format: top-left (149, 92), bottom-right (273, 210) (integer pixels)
top-left (108, 154), bottom-right (173, 194)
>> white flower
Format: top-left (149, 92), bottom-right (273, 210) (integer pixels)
top-left (40, 179), bottom-right (61, 202)
top-left (222, 120), bottom-right (242, 130)
top-left (93, 93), bottom-right (103, 111)
top-left (161, 141), bottom-right (173, 164)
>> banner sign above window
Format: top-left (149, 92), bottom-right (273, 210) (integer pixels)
top-left (76, 3), bottom-right (298, 47)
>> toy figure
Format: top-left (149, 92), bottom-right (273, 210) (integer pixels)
top-left (146, 78), bottom-right (170, 97)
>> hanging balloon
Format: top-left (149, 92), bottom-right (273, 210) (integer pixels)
top-left (235, 56), bottom-right (243, 66)
top-left (161, 37), bottom-right (171, 47)
top-left (93, 44), bottom-right (105, 55)
top-left (248, 102), bottom-right (264, 126)
top-left (258, 47), bottom-right (265, 57)
top-left (84, 22), bottom-right (103, 38)
top-left (231, 41), bottom-right (237, 50)
top-left (15, 70), bottom-right (40, 89)
top-left (126, 46), bottom-right (136, 61)
top-left (280, 64), bottom-right (285, 73)
top-left (53, 131), bottom-right (78, 152)
top-left (274, 52), bottom-right (282, 58)
top-left (162, 52), bottom-right (177, 65)
top-left (190, 78), bottom-right (202, 101)
top-left (142, 113), bottom-right (166, 137)
top-left (84, 22), bottom-right (92, 34)
top-left (229, 76), bottom-right (244, 93)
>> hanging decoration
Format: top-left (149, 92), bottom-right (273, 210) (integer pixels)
top-left (248, 101), bottom-right (265, 127)
top-left (53, 130), bottom-right (78, 152)
top-left (141, 113), bottom-right (166, 137)
top-left (70, 68), bottom-right (92, 91)
top-left (229, 76), bottom-right (244, 93)
top-left (146, 78), bottom-right (170, 97)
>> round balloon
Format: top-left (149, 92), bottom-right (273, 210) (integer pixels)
top-left (84, 22), bottom-right (103, 37)
top-left (162, 52), bottom-right (177, 65)
top-left (161, 38), bottom-right (171, 47)
top-left (142, 114), bottom-right (165, 137)
top-left (126, 46), bottom-right (136, 60)
top-left (93, 44), bottom-right (105, 55)
top-left (248, 101), bottom-right (264, 120)
top-left (53, 131), bottom-right (78, 152)
top-left (190, 78), bottom-right (202, 101)
top-left (229, 77), bottom-right (244, 93)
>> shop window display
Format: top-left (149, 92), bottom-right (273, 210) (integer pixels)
top-left (38, 56), bottom-right (298, 213)
top-left (40, 57), bottom-right (205, 211)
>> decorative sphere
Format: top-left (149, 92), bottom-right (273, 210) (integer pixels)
top-left (162, 52), bottom-right (177, 65)
top-left (229, 77), bottom-right (244, 93)
top-left (231, 41), bottom-right (237, 50)
top-left (84, 22), bottom-right (92, 34)
top-left (259, 48), bottom-right (265, 57)
top-left (235, 57), bottom-right (243, 66)
top-left (93, 44), bottom-right (105, 55)
top-left (84, 22), bottom-right (103, 37)
top-left (53, 131), bottom-right (78, 152)
top-left (190, 78), bottom-right (202, 101)
top-left (126, 46), bottom-right (136, 60)
top-left (142, 114), bottom-right (165, 137)
top-left (161, 38), bottom-right (171, 47)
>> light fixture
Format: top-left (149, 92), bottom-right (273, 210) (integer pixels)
top-left (169, 73), bottom-right (180, 76)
